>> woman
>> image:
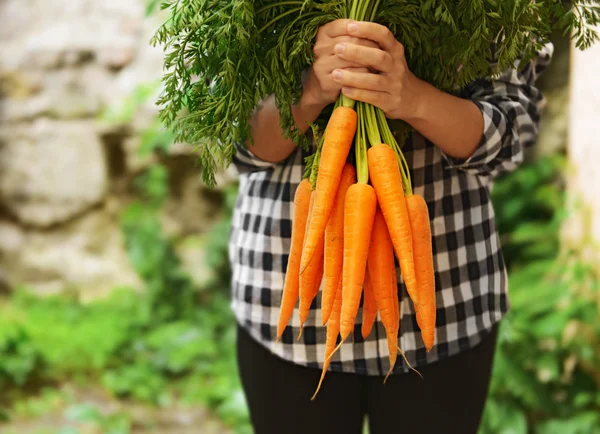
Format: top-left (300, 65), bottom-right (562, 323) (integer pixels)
top-left (228, 19), bottom-right (553, 434)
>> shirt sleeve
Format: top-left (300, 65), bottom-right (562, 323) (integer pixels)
top-left (231, 140), bottom-right (278, 175)
top-left (231, 123), bottom-right (317, 175)
top-left (441, 42), bottom-right (554, 178)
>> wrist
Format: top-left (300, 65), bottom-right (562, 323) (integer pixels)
top-left (402, 74), bottom-right (431, 124)
top-left (297, 89), bottom-right (328, 118)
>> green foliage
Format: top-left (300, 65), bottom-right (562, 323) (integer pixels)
top-left (480, 155), bottom-right (600, 433)
top-left (491, 154), bottom-right (565, 269)
top-left (0, 318), bottom-right (45, 390)
top-left (151, 0), bottom-right (600, 186)
top-left (0, 77), bottom-right (247, 431)
top-left (0, 184), bottom-right (246, 429)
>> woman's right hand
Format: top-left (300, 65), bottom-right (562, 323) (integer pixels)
top-left (241, 21), bottom-right (378, 164)
top-left (302, 19), bottom-right (379, 109)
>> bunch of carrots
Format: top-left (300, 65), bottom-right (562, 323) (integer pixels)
top-left (276, 93), bottom-right (436, 399)
top-left (272, 0), bottom-right (436, 401)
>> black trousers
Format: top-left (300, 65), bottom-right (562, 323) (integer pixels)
top-left (236, 323), bottom-right (499, 434)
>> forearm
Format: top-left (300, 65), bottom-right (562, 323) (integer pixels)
top-left (245, 94), bottom-right (326, 163)
top-left (405, 77), bottom-right (484, 160)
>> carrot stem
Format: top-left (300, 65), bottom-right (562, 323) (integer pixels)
top-left (340, 94), bottom-right (356, 109)
top-left (356, 103), bottom-right (369, 184)
top-left (370, 0), bottom-right (382, 21)
top-left (364, 104), bottom-right (382, 146)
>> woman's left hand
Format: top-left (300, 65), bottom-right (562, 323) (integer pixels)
top-left (331, 21), bottom-right (424, 122)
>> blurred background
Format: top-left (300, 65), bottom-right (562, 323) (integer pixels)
top-left (0, 1), bottom-right (598, 434)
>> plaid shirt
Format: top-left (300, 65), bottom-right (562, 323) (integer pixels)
top-left (228, 43), bottom-right (553, 376)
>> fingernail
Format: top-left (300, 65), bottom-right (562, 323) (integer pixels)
top-left (348, 23), bottom-right (358, 33)
top-left (333, 70), bottom-right (342, 80)
top-left (334, 43), bottom-right (346, 54)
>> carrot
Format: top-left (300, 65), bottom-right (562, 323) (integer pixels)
top-left (406, 193), bottom-right (436, 352)
top-left (367, 207), bottom-right (400, 380)
top-left (391, 270), bottom-right (402, 382)
top-left (312, 258), bottom-right (324, 299)
top-left (361, 270), bottom-right (377, 340)
top-left (367, 144), bottom-right (418, 309)
top-left (339, 183), bottom-right (377, 341)
top-left (276, 179), bottom-right (312, 341)
top-left (311, 279), bottom-right (343, 400)
top-left (298, 234), bottom-right (324, 337)
top-left (299, 106), bottom-right (357, 274)
top-left (321, 163), bottom-right (356, 325)
top-left (392, 271), bottom-right (399, 330)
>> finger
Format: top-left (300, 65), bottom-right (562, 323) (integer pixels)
top-left (332, 69), bottom-right (389, 92)
top-left (346, 21), bottom-right (401, 54)
top-left (344, 67), bottom-right (370, 74)
top-left (323, 57), bottom-right (368, 73)
top-left (321, 19), bottom-right (354, 38)
top-left (334, 43), bottom-right (393, 73)
top-left (340, 87), bottom-right (391, 111)
top-left (330, 35), bottom-right (379, 50)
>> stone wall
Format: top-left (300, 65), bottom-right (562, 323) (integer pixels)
top-left (0, 0), bottom-right (232, 298)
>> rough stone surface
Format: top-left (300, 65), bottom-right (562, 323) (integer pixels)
top-left (0, 211), bottom-right (143, 298)
top-left (0, 120), bottom-right (108, 227)
top-left (0, 0), bottom-right (233, 297)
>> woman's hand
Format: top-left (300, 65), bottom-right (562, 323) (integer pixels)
top-left (331, 20), bottom-right (485, 160)
top-left (330, 21), bottom-right (425, 122)
top-left (302, 19), bottom-right (379, 109)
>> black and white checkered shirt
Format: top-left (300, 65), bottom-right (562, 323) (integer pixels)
top-left (228, 43), bottom-right (553, 376)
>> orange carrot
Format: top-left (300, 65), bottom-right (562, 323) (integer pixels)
top-left (312, 258), bottom-right (324, 299)
top-left (300, 106), bottom-right (357, 274)
top-left (367, 144), bottom-right (418, 309)
top-left (276, 179), bottom-right (312, 341)
top-left (406, 193), bottom-right (436, 351)
top-left (392, 271), bottom-right (399, 330)
top-left (367, 207), bottom-right (400, 380)
top-left (311, 279), bottom-right (343, 400)
top-left (339, 183), bottom-right (377, 341)
top-left (361, 270), bottom-right (377, 339)
top-left (391, 270), bottom-right (401, 381)
top-left (321, 163), bottom-right (356, 325)
top-left (298, 234), bottom-right (324, 337)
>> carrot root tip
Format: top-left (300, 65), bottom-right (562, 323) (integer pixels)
top-left (397, 345), bottom-right (423, 379)
top-left (311, 369), bottom-right (328, 401)
top-left (324, 340), bottom-right (344, 364)
top-left (384, 365), bottom-right (395, 384)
